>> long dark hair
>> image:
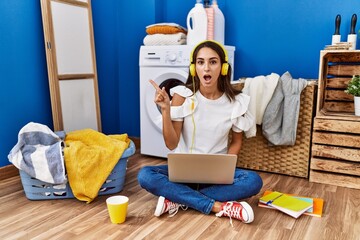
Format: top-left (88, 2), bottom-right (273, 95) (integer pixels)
top-left (185, 41), bottom-right (241, 101)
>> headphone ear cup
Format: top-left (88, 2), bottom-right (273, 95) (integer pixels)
top-left (221, 63), bottom-right (229, 76)
top-left (190, 63), bottom-right (196, 77)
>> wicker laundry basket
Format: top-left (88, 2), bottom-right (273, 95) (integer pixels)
top-left (232, 81), bottom-right (317, 178)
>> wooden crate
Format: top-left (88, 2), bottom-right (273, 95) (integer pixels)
top-left (232, 82), bottom-right (317, 178)
top-left (317, 50), bottom-right (360, 117)
top-left (310, 116), bottom-right (360, 189)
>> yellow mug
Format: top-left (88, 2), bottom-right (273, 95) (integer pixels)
top-left (106, 195), bottom-right (129, 224)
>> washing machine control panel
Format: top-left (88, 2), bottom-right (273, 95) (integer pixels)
top-left (140, 46), bottom-right (192, 67)
top-left (165, 51), bottom-right (190, 65)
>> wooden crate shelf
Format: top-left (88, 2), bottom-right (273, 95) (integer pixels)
top-left (310, 117), bottom-right (360, 189)
top-left (310, 50), bottom-right (360, 189)
top-left (316, 50), bottom-right (360, 116)
top-left (310, 171), bottom-right (360, 189)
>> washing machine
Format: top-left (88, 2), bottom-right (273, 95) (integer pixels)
top-left (139, 45), bottom-right (235, 158)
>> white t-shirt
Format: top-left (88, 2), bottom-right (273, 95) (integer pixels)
top-left (170, 86), bottom-right (255, 154)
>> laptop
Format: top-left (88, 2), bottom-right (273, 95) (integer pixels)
top-left (167, 153), bottom-right (237, 184)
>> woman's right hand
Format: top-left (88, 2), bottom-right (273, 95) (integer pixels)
top-left (149, 79), bottom-right (170, 111)
top-left (149, 80), bottom-right (184, 150)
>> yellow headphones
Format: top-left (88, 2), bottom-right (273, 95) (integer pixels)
top-left (189, 40), bottom-right (229, 77)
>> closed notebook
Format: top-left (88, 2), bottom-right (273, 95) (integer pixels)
top-left (258, 190), bottom-right (324, 217)
top-left (259, 191), bottom-right (313, 218)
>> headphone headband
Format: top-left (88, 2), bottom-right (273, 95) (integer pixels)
top-left (189, 40), bottom-right (229, 76)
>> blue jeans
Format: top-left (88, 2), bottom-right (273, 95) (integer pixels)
top-left (137, 165), bottom-right (263, 214)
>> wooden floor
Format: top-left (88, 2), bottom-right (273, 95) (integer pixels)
top-left (1, 149), bottom-right (360, 240)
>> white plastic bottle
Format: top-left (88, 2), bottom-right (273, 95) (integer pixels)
top-left (187, 0), bottom-right (208, 45)
top-left (212, 0), bottom-right (225, 44)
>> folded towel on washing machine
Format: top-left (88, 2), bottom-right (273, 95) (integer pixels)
top-left (146, 23), bottom-right (187, 35)
top-left (143, 32), bottom-right (187, 46)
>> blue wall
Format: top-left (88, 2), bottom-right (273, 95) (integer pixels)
top-left (1, 0), bottom-right (360, 168)
top-left (0, 1), bottom-right (53, 168)
top-left (91, 0), bottom-right (119, 134)
top-left (225, 0), bottom-right (360, 79)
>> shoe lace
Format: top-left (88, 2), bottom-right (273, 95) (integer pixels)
top-left (167, 201), bottom-right (188, 217)
top-left (215, 202), bottom-right (242, 227)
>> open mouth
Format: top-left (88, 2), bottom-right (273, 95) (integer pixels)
top-left (204, 74), bottom-right (212, 81)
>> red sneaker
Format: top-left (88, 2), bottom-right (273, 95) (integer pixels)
top-left (215, 201), bottom-right (254, 226)
top-left (154, 196), bottom-right (187, 217)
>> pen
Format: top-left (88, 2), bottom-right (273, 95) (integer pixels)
top-left (266, 194), bottom-right (283, 205)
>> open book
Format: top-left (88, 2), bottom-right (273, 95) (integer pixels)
top-left (259, 191), bottom-right (313, 218)
top-left (258, 190), bottom-right (324, 217)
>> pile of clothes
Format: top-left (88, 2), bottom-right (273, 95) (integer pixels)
top-left (143, 22), bottom-right (187, 46)
top-left (8, 122), bottom-right (130, 203)
top-left (242, 71), bottom-right (309, 146)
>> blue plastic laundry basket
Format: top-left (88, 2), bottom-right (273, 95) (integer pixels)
top-left (19, 140), bottom-right (136, 200)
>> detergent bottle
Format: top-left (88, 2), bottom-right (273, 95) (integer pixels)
top-left (204, 0), bottom-right (214, 40)
top-left (187, 0), bottom-right (208, 45)
top-left (212, 0), bottom-right (225, 44)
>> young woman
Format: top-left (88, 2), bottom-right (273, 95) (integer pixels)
top-left (137, 40), bottom-right (263, 226)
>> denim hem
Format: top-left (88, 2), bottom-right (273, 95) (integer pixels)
top-left (204, 198), bottom-right (215, 214)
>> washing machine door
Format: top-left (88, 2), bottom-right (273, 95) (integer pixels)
top-left (144, 69), bottom-right (188, 132)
